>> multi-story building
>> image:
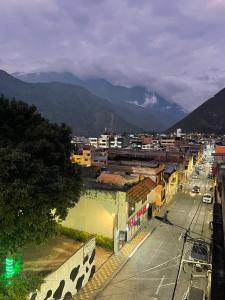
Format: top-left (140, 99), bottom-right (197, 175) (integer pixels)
top-left (98, 133), bottom-right (111, 148)
top-left (109, 135), bottom-right (124, 148)
top-left (70, 146), bottom-right (92, 166)
top-left (89, 137), bottom-right (98, 148)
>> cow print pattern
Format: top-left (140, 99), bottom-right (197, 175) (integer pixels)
top-left (30, 241), bottom-right (95, 300)
top-left (44, 290), bottom-right (52, 300)
top-left (30, 293), bottom-right (37, 300)
top-left (70, 265), bottom-right (80, 281)
top-left (63, 292), bottom-right (72, 300)
top-left (89, 249), bottom-right (96, 264)
top-left (89, 265), bottom-right (95, 281)
top-left (76, 274), bottom-right (85, 292)
top-left (53, 280), bottom-right (65, 299)
top-left (83, 254), bottom-right (89, 264)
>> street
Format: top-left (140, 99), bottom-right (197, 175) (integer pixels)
top-left (95, 163), bottom-right (213, 300)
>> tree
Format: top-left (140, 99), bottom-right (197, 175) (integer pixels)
top-left (0, 95), bottom-right (82, 256)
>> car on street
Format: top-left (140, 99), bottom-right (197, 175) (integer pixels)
top-left (189, 241), bottom-right (209, 265)
top-left (192, 186), bottom-right (200, 193)
top-left (202, 193), bottom-right (213, 204)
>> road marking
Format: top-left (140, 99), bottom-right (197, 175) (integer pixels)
top-left (156, 275), bottom-right (165, 295)
top-left (128, 232), bottom-right (150, 258)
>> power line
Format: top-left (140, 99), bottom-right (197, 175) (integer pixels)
top-left (171, 198), bottom-right (203, 300)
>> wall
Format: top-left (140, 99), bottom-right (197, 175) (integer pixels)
top-left (29, 238), bottom-right (96, 300)
top-left (165, 171), bottom-right (178, 203)
top-left (62, 189), bottom-right (127, 238)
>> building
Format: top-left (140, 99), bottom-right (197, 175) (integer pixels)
top-left (160, 138), bottom-right (176, 148)
top-left (109, 135), bottom-right (124, 148)
top-left (164, 164), bottom-right (179, 203)
top-left (62, 176), bottom-right (157, 252)
top-left (98, 134), bottom-right (111, 148)
top-left (70, 146), bottom-right (92, 166)
top-left (89, 137), bottom-right (98, 148)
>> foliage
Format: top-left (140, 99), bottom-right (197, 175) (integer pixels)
top-left (0, 95), bottom-right (82, 256)
top-left (58, 226), bottom-right (113, 251)
top-left (0, 272), bottom-right (44, 300)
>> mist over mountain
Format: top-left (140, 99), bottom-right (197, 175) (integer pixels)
top-left (14, 71), bottom-right (186, 130)
top-left (167, 88), bottom-right (225, 134)
top-left (0, 70), bottom-right (142, 136)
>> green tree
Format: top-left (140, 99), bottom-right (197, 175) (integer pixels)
top-left (0, 95), bottom-right (81, 256)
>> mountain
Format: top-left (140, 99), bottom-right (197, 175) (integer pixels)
top-left (13, 71), bottom-right (186, 130)
top-left (0, 70), bottom-right (142, 136)
top-left (167, 88), bottom-right (225, 133)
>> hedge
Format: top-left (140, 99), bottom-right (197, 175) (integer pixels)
top-left (57, 226), bottom-right (113, 251)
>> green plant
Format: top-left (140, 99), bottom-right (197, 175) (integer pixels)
top-left (58, 226), bottom-right (113, 251)
top-left (0, 272), bottom-right (44, 300)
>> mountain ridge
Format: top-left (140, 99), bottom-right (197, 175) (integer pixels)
top-left (0, 70), bottom-right (142, 136)
top-left (13, 71), bottom-right (186, 129)
top-left (167, 88), bottom-right (225, 133)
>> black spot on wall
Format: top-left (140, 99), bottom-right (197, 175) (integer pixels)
top-left (44, 290), bottom-right (52, 300)
top-left (53, 280), bottom-right (65, 299)
top-left (30, 293), bottom-right (37, 300)
top-left (70, 265), bottom-right (80, 281)
top-left (89, 249), bottom-right (96, 264)
top-left (63, 292), bottom-right (73, 300)
top-left (83, 254), bottom-right (89, 265)
top-left (76, 274), bottom-right (85, 292)
top-left (89, 265), bottom-right (95, 281)
top-left (86, 267), bottom-right (89, 273)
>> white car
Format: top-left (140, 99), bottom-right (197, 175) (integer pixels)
top-left (192, 174), bottom-right (199, 179)
top-left (202, 193), bottom-right (213, 204)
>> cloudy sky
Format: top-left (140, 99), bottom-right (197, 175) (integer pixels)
top-left (1, 0), bottom-right (225, 111)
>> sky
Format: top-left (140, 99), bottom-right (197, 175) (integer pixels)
top-left (1, 0), bottom-right (225, 111)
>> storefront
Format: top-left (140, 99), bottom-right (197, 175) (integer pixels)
top-left (127, 203), bottom-right (149, 240)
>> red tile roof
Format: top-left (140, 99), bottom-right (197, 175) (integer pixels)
top-left (215, 145), bottom-right (225, 155)
top-left (127, 178), bottom-right (156, 203)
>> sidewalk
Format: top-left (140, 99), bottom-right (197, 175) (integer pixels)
top-left (73, 226), bottom-right (153, 300)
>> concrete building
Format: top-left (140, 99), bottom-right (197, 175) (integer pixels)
top-left (164, 164), bottom-right (179, 203)
top-left (62, 176), bottom-right (158, 252)
top-left (89, 137), bottom-right (98, 148)
top-left (70, 146), bottom-right (92, 166)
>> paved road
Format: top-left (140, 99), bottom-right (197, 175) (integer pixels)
top-left (95, 164), bottom-right (213, 300)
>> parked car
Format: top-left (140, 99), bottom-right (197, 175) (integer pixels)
top-left (192, 186), bottom-right (200, 193)
top-left (189, 241), bottom-right (209, 265)
top-left (208, 174), bottom-right (212, 179)
top-left (202, 193), bottom-right (213, 204)
top-left (192, 174), bottom-right (199, 179)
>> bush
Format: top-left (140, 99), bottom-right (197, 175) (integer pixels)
top-left (0, 272), bottom-right (44, 300)
top-left (58, 226), bottom-right (113, 251)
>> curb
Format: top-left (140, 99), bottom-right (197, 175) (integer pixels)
top-left (91, 230), bottom-right (153, 300)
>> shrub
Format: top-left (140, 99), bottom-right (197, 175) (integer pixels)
top-left (58, 226), bottom-right (113, 251)
top-left (0, 272), bottom-right (44, 300)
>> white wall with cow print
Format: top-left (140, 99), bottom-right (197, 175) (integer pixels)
top-left (29, 238), bottom-right (96, 300)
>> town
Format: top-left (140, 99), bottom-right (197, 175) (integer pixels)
top-left (21, 129), bottom-right (224, 300)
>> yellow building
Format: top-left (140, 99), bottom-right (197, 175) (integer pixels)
top-left (164, 164), bottom-right (179, 203)
top-left (62, 177), bottom-right (156, 252)
top-left (70, 148), bottom-right (92, 166)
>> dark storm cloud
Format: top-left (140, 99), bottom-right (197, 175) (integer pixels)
top-left (1, 0), bottom-right (225, 110)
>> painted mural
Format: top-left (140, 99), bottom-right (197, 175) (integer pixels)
top-left (29, 238), bottom-right (96, 300)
